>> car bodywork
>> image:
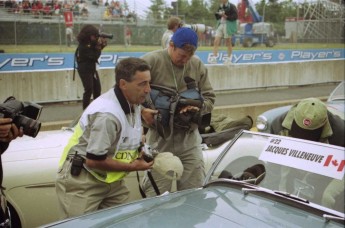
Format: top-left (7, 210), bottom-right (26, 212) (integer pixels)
top-left (45, 130), bottom-right (345, 227)
top-left (3, 123), bottom-right (245, 227)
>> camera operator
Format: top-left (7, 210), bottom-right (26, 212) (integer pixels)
top-left (161, 16), bottom-right (182, 49)
top-left (141, 28), bottom-right (215, 197)
top-left (75, 24), bottom-right (108, 110)
top-left (210, 0), bottom-right (238, 64)
top-left (0, 118), bottom-right (23, 227)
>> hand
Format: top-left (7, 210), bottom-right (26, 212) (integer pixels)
top-left (179, 105), bottom-right (200, 114)
top-left (141, 108), bottom-right (159, 126)
top-left (96, 37), bottom-right (107, 50)
top-left (132, 156), bottom-right (154, 171)
top-left (0, 118), bottom-right (23, 142)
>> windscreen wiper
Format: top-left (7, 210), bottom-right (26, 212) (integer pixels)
top-left (241, 188), bottom-right (309, 203)
top-left (241, 188), bottom-right (345, 223)
top-left (323, 214), bottom-right (345, 222)
top-left (273, 191), bottom-right (309, 203)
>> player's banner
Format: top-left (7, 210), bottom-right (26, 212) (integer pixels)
top-left (0, 49), bottom-right (344, 73)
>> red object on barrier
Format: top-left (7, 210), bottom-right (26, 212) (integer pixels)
top-left (64, 11), bottom-right (73, 27)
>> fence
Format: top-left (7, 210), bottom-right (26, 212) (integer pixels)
top-left (0, 2), bottom-right (170, 46)
top-left (0, 16), bottom-right (166, 46)
top-left (0, 2), bottom-right (344, 47)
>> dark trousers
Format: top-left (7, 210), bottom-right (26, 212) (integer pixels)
top-left (78, 70), bottom-right (101, 109)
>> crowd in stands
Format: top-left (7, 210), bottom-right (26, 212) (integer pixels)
top-left (102, 0), bottom-right (136, 22)
top-left (1, 0), bottom-right (137, 22)
top-left (2, 0), bottom-right (89, 19)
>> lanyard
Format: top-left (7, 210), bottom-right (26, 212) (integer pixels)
top-left (170, 60), bottom-right (186, 91)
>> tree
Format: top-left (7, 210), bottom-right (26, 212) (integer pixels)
top-left (185, 0), bottom-right (210, 23)
top-left (147, 0), bottom-right (165, 21)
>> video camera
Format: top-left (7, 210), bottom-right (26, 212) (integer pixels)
top-left (98, 33), bottom-right (113, 39)
top-left (0, 97), bottom-right (42, 138)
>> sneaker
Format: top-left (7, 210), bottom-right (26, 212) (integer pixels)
top-left (223, 57), bottom-right (232, 65)
top-left (208, 57), bottom-right (217, 64)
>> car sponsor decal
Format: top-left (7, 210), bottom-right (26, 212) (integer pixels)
top-left (259, 137), bottom-right (345, 179)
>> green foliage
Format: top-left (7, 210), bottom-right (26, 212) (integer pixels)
top-left (146, 0), bottom-right (301, 27)
top-left (1, 43), bottom-right (343, 54)
top-left (148, 0), bottom-right (166, 20)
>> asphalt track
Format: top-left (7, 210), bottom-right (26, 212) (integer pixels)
top-left (39, 82), bottom-right (339, 130)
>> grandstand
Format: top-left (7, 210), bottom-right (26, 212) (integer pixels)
top-left (285, 0), bottom-right (344, 43)
top-left (0, 0), bottom-right (165, 46)
top-left (0, 0), bottom-right (138, 23)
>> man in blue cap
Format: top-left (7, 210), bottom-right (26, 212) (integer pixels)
top-left (141, 28), bottom-right (215, 196)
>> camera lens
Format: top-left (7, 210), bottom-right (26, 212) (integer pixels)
top-left (143, 154), bottom-right (153, 163)
top-left (14, 115), bottom-right (41, 138)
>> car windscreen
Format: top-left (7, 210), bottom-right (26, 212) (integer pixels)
top-left (207, 131), bottom-right (345, 214)
top-left (328, 81), bottom-right (345, 102)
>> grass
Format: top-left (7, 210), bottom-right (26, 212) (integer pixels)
top-left (0, 43), bottom-right (344, 53)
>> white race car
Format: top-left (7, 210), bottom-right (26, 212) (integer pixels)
top-left (3, 119), bottom-right (249, 227)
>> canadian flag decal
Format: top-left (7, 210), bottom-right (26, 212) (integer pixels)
top-left (324, 155), bottom-right (345, 172)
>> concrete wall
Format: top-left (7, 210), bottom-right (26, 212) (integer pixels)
top-left (0, 60), bottom-right (343, 103)
top-left (207, 60), bottom-right (344, 91)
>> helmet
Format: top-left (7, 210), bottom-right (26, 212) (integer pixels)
top-left (152, 152), bottom-right (184, 180)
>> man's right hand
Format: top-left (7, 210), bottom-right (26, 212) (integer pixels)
top-left (131, 158), bottom-right (154, 171)
top-left (0, 118), bottom-right (23, 142)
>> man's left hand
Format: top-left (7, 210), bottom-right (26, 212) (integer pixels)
top-left (179, 105), bottom-right (200, 114)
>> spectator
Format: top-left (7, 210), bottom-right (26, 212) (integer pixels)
top-left (70, 1), bottom-right (79, 18)
top-left (22, 0), bottom-right (31, 14)
top-left (80, 3), bottom-right (89, 18)
top-left (42, 3), bottom-right (53, 17)
top-left (31, 2), bottom-right (40, 17)
top-left (53, 1), bottom-right (61, 16)
top-left (4, 0), bottom-right (13, 10)
top-left (124, 26), bottom-right (132, 47)
top-left (111, 0), bottom-right (122, 18)
top-left (209, 0), bottom-right (238, 64)
top-left (66, 26), bottom-right (74, 47)
top-left (36, 0), bottom-right (44, 14)
top-left (102, 6), bottom-right (112, 20)
top-left (13, 2), bottom-right (23, 14)
top-left (161, 16), bottom-right (182, 49)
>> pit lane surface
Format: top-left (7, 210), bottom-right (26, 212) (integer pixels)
top-left (39, 83), bottom-right (337, 130)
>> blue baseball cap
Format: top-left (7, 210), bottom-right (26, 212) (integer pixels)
top-left (171, 27), bottom-right (198, 48)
